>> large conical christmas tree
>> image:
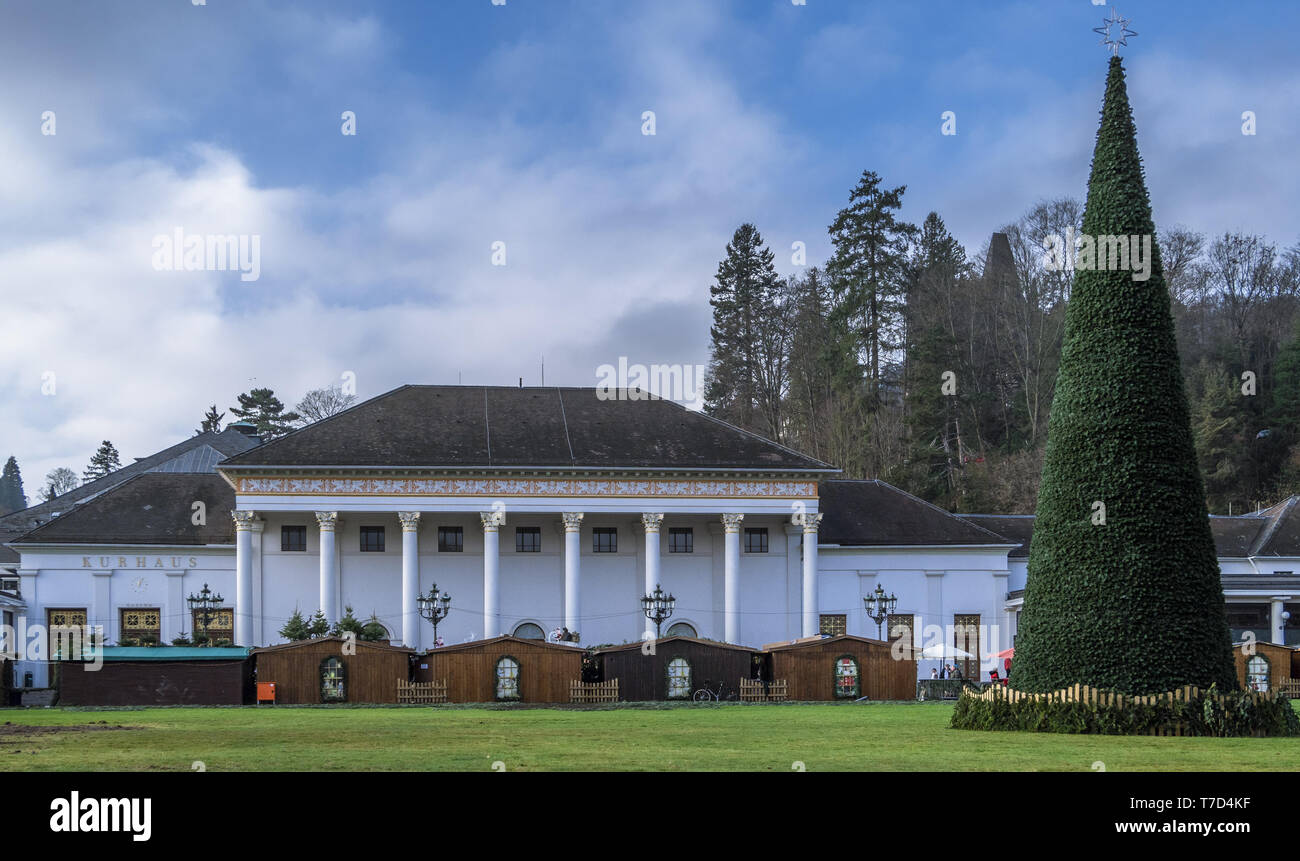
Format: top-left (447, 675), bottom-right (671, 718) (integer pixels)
top-left (1010, 57), bottom-right (1237, 695)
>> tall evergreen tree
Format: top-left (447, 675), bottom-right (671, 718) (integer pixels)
top-left (0, 456), bottom-right (26, 515)
top-left (826, 170), bottom-right (917, 400)
top-left (704, 224), bottom-right (782, 435)
top-left (197, 405), bottom-right (225, 435)
top-left (1011, 57), bottom-right (1236, 694)
top-left (230, 388), bottom-right (301, 440)
top-left (83, 441), bottom-right (122, 482)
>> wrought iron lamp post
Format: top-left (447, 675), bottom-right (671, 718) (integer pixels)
top-left (417, 583), bottom-right (452, 647)
top-left (187, 583), bottom-right (223, 644)
top-left (863, 583), bottom-right (898, 640)
top-left (641, 584), bottom-right (676, 640)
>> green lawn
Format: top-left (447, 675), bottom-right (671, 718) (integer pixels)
top-left (2, 701), bottom-right (1297, 771)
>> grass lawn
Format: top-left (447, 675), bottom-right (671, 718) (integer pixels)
top-left (2, 701), bottom-right (1297, 771)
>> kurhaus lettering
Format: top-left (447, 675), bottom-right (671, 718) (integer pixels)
top-left (82, 556), bottom-right (198, 569)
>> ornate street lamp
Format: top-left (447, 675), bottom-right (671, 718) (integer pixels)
top-left (641, 584), bottom-right (676, 640)
top-left (187, 583), bottom-right (223, 644)
top-left (863, 584), bottom-right (898, 640)
top-left (417, 583), bottom-right (452, 647)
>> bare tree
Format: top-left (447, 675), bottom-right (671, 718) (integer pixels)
top-left (295, 385), bottom-right (358, 425)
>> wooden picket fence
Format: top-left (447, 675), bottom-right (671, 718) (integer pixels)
top-left (962, 682), bottom-right (1291, 737)
top-left (570, 679), bottom-right (619, 704)
top-left (397, 679), bottom-right (448, 704)
top-left (1280, 679), bottom-right (1300, 698)
top-left (739, 678), bottom-right (789, 702)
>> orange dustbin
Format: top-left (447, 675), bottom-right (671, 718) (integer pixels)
top-left (256, 682), bottom-right (277, 705)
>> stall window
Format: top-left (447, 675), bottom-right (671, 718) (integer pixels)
top-left (834, 655), bottom-right (860, 699)
top-left (1246, 655), bottom-right (1270, 692)
top-left (495, 656), bottom-right (521, 700)
top-left (120, 608), bottom-right (161, 643)
top-left (666, 657), bottom-right (692, 699)
top-left (320, 656), bottom-right (347, 702)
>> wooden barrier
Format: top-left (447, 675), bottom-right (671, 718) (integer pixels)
top-left (961, 682), bottom-right (1292, 737)
top-left (1280, 679), bottom-right (1300, 698)
top-left (739, 678), bottom-right (788, 702)
top-left (570, 679), bottom-right (618, 703)
top-left (397, 679), bottom-right (448, 704)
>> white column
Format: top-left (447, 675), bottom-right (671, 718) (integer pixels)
top-left (481, 510), bottom-right (505, 638)
top-left (563, 513), bottom-right (584, 635)
top-left (316, 511), bottom-right (339, 622)
top-left (399, 512), bottom-right (421, 649)
top-left (232, 510), bottom-right (258, 646)
top-left (1271, 597), bottom-right (1287, 644)
top-left (722, 513), bottom-right (744, 643)
top-left (642, 513), bottom-right (664, 638)
top-left (798, 512), bottom-right (822, 638)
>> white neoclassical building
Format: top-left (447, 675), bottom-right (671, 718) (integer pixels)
top-left (2, 385), bottom-right (1297, 688)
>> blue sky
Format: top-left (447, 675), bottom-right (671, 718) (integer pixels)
top-left (2, 0), bottom-right (1298, 488)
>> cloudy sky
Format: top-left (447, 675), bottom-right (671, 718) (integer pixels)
top-left (2, 0), bottom-right (1298, 491)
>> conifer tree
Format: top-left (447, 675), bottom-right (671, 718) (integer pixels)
top-left (83, 441), bottom-right (122, 482)
top-left (197, 405), bottom-right (225, 435)
top-left (0, 456), bottom-right (26, 514)
top-left (1010, 57), bottom-right (1236, 694)
top-left (229, 388), bottom-right (301, 440)
top-left (279, 609), bottom-right (312, 641)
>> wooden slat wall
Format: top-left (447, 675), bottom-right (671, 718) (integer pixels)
top-left (598, 641), bottom-right (759, 701)
top-left (1233, 641), bottom-right (1295, 691)
top-left (769, 639), bottom-right (916, 701)
top-left (418, 641), bottom-right (583, 703)
top-left (57, 660), bottom-right (250, 706)
top-left (254, 640), bottom-right (411, 704)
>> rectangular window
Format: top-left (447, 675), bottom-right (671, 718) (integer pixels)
top-left (668, 527), bottom-right (693, 553)
top-left (592, 527), bottom-right (618, 553)
top-left (360, 526), bottom-right (386, 552)
top-left (120, 608), bottom-right (161, 642)
top-left (887, 613), bottom-right (915, 659)
top-left (516, 526), bottom-right (541, 553)
top-left (819, 614), bottom-right (846, 637)
top-left (47, 608), bottom-right (89, 660)
top-left (744, 527), bottom-right (768, 553)
top-left (954, 614), bottom-right (980, 681)
top-left (192, 608), bottom-right (233, 643)
top-left (438, 526), bottom-right (464, 553)
top-left (281, 525), bottom-right (307, 551)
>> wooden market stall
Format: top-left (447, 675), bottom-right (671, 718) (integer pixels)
top-left (764, 634), bottom-right (916, 701)
top-left (252, 637), bottom-right (413, 704)
top-left (415, 635), bottom-right (585, 703)
top-left (57, 646), bottom-right (252, 706)
top-left (595, 637), bottom-right (763, 701)
top-left (1234, 641), bottom-right (1295, 693)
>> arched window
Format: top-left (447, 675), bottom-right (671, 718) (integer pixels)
top-left (495, 656), bottom-right (521, 700)
top-left (666, 622), bottom-right (697, 638)
top-left (1247, 655), bottom-right (1270, 692)
top-left (666, 657), bottom-right (692, 699)
top-left (513, 623), bottom-right (545, 640)
top-left (320, 656), bottom-right (346, 703)
top-left (834, 655), bottom-right (860, 699)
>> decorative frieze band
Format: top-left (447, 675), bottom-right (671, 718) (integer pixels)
top-left (236, 476), bottom-right (818, 500)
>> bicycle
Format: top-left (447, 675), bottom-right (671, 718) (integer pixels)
top-left (692, 680), bottom-right (732, 702)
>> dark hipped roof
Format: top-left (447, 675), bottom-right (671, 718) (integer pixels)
top-left (219, 385), bottom-right (835, 471)
top-left (12, 473), bottom-right (236, 546)
top-left (595, 636), bottom-right (758, 654)
top-left (0, 428), bottom-right (258, 561)
top-left (819, 480), bottom-right (1013, 547)
top-left (956, 515), bottom-right (1035, 558)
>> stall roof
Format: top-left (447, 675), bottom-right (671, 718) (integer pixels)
top-left (90, 646), bottom-right (251, 661)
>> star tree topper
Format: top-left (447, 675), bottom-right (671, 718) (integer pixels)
top-left (1093, 9), bottom-right (1137, 56)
